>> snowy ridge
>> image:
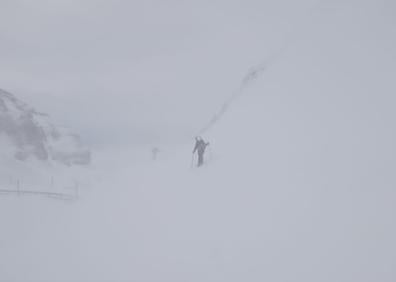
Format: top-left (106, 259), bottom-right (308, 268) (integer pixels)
top-left (0, 88), bottom-right (91, 166)
top-left (197, 62), bottom-right (269, 136)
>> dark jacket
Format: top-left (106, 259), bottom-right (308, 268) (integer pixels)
top-left (193, 139), bottom-right (209, 155)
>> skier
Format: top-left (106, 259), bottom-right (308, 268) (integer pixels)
top-left (192, 136), bottom-right (209, 167)
top-left (151, 147), bottom-right (160, 161)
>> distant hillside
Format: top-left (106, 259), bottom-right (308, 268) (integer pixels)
top-left (0, 89), bottom-right (90, 166)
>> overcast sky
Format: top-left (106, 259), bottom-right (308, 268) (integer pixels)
top-left (1, 0), bottom-right (395, 148)
top-left (0, 0), bottom-right (324, 147)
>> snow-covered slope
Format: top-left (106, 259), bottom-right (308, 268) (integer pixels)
top-left (0, 89), bottom-right (91, 166)
top-left (1, 1), bottom-right (396, 282)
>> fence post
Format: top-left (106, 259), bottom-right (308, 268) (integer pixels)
top-left (75, 181), bottom-right (79, 200)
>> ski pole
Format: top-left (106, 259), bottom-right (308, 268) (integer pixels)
top-left (190, 153), bottom-right (194, 169)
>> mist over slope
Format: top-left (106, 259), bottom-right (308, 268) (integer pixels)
top-left (1, 0), bottom-right (396, 282)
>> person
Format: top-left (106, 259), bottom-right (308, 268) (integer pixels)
top-left (192, 136), bottom-right (209, 167)
top-left (151, 147), bottom-right (160, 161)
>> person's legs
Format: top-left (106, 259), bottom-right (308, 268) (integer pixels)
top-left (198, 153), bottom-right (204, 167)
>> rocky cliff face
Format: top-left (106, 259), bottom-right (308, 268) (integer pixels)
top-left (0, 89), bottom-right (91, 166)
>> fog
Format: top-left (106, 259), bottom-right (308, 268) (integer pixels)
top-left (0, 0), bottom-right (326, 145)
top-left (1, 0), bottom-right (396, 281)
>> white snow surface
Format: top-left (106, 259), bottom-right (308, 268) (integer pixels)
top-left (1, 81), bottom-right (396, 281)
top-left (1, 0), bottom-right (396, 281)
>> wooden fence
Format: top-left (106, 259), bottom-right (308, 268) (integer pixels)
top-left (0, 179), bottom-right (79, 201)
